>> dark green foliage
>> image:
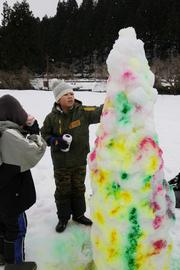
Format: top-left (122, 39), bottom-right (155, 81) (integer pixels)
top-left (0, 0), bottom-right (42, 72)
top-left (0, 0), bottom-right (180, 93)
top-left (0, 68), bottom-right (33, 89)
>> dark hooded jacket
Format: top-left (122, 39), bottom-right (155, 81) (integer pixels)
top-left (41, 100), bottom-right (103, 169)
top-left (0, 122), bottom-right (36, 215)
top-left (0, 95), bottom-right (46, 215)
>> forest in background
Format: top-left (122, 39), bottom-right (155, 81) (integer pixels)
top-left (0, 0), bottom-right (180, 94)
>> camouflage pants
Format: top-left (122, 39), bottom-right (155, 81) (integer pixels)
top-left (54, 166), bottom-right (86, 221)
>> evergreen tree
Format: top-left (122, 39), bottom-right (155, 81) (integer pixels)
top-left (92, 0), bottom-right (109, 61)
top-left (60, 0), bottom-right (79, 61)
top-left (0, 0), bottom-right (180, 78)
top-left (0, 0), bottom-right (41, 71)
top-left (165, 0), bottom-right (180, 56)
top-left (39, 16), bottom-right (55, 71)
top-left (76, 0), bottom-right (95, 57)
top-left (1, 1), bottom-right (11, 27)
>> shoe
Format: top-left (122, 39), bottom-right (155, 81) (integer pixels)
top-left (55, 220), bottom-right (68, 233)
top-left (169, 173), bottom-right (180, 191)
top-left (0, 254), bottom-right (5, 266)
top-left (4, 262), bottom-right (37, 270)
top-left (73, 215), bottom-right (92, 226)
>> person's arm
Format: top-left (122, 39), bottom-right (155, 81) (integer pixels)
top-left (41, 115), bottom-right (54, 146)
top-left (83, 104), bottom-right (103, 124)
top-left (1, 129), bottom-right (46, 172)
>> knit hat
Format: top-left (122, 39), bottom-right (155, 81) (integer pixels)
top-left (51, 79), bottom-right (74, 102)
top-left (0, 94), bottom-right (28, 126)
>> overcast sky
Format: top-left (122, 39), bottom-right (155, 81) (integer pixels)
top-left (0, 0), bottom-right (82, 23)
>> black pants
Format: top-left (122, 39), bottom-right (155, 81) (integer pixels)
top-left (0, 212), bottom-right (27, 264)
top-left (54, 166), bottom-right (86, 221)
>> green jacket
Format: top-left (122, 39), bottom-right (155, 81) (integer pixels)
top-left (41, 100), bottom-right (103, 169)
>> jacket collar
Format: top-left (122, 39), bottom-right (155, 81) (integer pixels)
top-left (52, 99), bottom-right (82, 114)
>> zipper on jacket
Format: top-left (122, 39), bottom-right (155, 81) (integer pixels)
top-left (59, 119), bottom-right (62, 135)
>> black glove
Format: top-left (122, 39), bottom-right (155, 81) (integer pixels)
top-left (24, 120), bottom-right (40, 135)
top-left (50, 134), bottom-right (72, 152)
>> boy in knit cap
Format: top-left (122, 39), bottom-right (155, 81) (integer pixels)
top-left (41, 80), bottom-right (103, 232)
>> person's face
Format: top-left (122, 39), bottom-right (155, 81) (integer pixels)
top-left (58, 92), bottom-right (75, 111)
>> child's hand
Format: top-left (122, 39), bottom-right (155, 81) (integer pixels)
top-left (50, 134), bottom-right (72, 152)
top-left (24, 120), bottom-right (40, 135)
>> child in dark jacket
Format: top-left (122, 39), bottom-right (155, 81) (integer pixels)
top-left (0, 95), bottom-right (46, 266)
top-left (41, 80), bottom-right (103, 233)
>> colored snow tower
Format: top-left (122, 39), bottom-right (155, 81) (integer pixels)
top-left (88, 27), bottom-right (175, 270)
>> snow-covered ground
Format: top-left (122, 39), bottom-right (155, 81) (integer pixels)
top-left (31, 78), bottom-right (107, 92)
top-left (0, 89), bottom-right (180, 270)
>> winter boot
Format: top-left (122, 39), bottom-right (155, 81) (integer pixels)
top-left (0, 236), bottom-right (5, 265)
top-left (55, 220), bottom-right (68, 233)
top-left (169, 173), bottom-right (180, 191)
top-left (4, 261), bottom-right (37, 270)
top-left (73, 215), bottom-right (92, 226)
top-left (174, 190), bottom-right (180, 208)
top-left (0, 253), bottom-right (5, 266)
